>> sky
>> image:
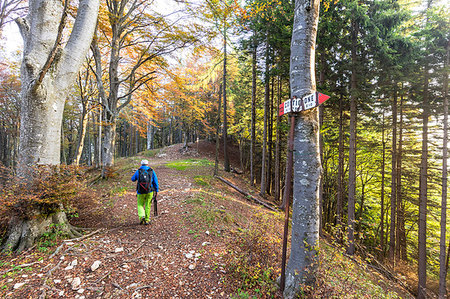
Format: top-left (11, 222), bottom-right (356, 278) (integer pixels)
top-left (1, 0), bottom-right (182, 63)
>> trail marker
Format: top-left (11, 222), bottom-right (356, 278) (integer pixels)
top-left (279, 92), bottom-right (330, 116)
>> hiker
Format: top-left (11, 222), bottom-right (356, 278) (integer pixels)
top-left (131, 159), bottom-right (159, 225)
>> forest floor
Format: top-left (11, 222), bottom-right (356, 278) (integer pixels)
top-left (0, 142), bottom-right (418, 298)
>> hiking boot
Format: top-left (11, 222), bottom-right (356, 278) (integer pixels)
top-left (144, 220), bottom-right (149, 225)
top-left (140, 217), bottom-right (145, 225)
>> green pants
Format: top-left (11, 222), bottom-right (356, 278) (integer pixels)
top-left (137, 192), bottom-right (154, 222)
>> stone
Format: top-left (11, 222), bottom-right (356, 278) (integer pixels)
top-left (91, 260), bottom-right (101, 272)
top-left (188, 264), bottom-right (196, 270)
top-left (115, 247), bottom-right (124, 253)
top-left (185, 253), bottom-right (193, 259)
top-left (202, 242), bottom-right (211, 246)
top-left (77, 288), bottom-right (85, 294)
top-left (71, 277), bottom-right (81, 289)
top-left (54, 279), bottom-right (62, 284)
top-left (13, 282), bottom-right (25, 289)
top-left (205, 230), bottom-right (210, 235)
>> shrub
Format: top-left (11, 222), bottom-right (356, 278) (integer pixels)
top-left (0, 165), bottom-right (99, 223)
top-left (224, 211), bottom-right (282, 296)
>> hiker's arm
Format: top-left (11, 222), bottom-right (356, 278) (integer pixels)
top-left (152, 171), bottom-right (159, 192)
top-left (131, 170), bottom-right (138, 181)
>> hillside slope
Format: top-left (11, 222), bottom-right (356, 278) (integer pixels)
top-left (0, 143), bottom-right (414, 298)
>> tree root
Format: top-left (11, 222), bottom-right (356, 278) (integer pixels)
top-left (1, 210), bottom-right (84, 253)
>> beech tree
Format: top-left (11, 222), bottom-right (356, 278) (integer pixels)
top-left (1, 0), bottom-right (99, 252)
top-left (283, 0), bottom-right (321, 297)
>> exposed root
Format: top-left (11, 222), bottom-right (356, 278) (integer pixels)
top-left (1, 210), bottom-right (85, 254)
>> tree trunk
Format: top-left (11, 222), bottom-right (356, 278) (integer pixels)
top-left (260, 32), bottom-right (269, 197)
top-left (102, 113), bottom-right (116, 178)
top-left (380, 110), bottom-right (386, 255)
top-left (274, 76), bottom-right (282, 204)
top-left (5, 0), bottom-right (99, 252)
top-left (439, 39), bottom-right (449, 299)
top-left (347, 18), bottom-right (358, 256)
top-left (74, 98), bottom-right (90, 165)
top-left (396, 93), bottom-right (407, 261)
top-left (223, 20), bottom-right (230, 172)
top-left (147, 121), bottom-right (154, 150)
top-left (283, 0), bottom-right (320, 296)
top-left (418, 62), bottom-right (430, 299)
top-left (2, 207), bottom-right (82, 253)
top-left (267, 76), bottom-right (274, 195)
top-left (337, 93), bottom-right (344, 230)
top-left (389, 85), bottom-right (398, 262)
top-left (251, 34), bottom-right (257, 186)
top-left (214, 84), bottom-right (222, 176)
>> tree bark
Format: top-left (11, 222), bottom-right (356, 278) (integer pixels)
top-left (223, 19), bottom-right (230, 172)
top-left (418, 60), bottom-right (430, 299)
top-left (274, 76), bottom-right (282, 203)
top-left (283, 0), bottom-right (320, 297)
top-left (17, 0), bottom-right (98, 169)
top-left (396, 93), bottom-right (407, 261)
top-left (147, 121), bottom-right (154, 150)
top-left (380, 110), bottom-right (386, 255)
top-left (389, 86), bottom-right (398, 262)
top-left (347, 18), bottom-right (358, 256)
top-left (5, 0), bottom-right (99, 252)
top-left (439, 39), bottom-right (449, 299)
top-left (250, 34), bottom-right (257, 186)
top-left (337, 93), bottom-right (344, 230)
top-left (260, 32), bottom-right (270, 196)
top-left (214, 84), bottom-right (222, 176)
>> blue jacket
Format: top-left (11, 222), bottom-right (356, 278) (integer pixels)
top-left (131, 165), bottom-right (159, 194)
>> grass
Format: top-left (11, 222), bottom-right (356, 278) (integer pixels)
top-left (194, 175), bottom-right (213, 187)
top-left (166, 159), bottom-right (213, 171)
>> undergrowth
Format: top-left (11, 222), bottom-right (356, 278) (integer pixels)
top-left (224, 211), bottom-right (283, 297)
top-left (0, 165), bottom-right (99, 226)
top-left (166, 159), bottom-right (213, 170)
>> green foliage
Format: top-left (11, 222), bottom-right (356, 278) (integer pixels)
top-left (37, 223), bottom-right (66, 253)
top-left (166, 159), bottom-right (213, 170)
top-left (193, 175), bottom-right (213, 187)
top-left (299, 241), bottom-right (401, 298)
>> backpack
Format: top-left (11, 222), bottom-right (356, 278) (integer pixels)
top-left (137, 168), bottom-right (153, 194)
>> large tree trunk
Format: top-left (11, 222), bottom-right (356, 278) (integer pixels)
top-left (260, 32), bottom-right (270, 196)
top-left (439, 39), bottom-right (449, 299)
top-left (274, 76), bottom-right (282, 203)
top-left (396, 94), bottom-right (407, 261)
top-left (222, 20), bottom-right (230, 172)
top-left (418, 62), bottom-right (430, 299)
top-left (283, 0), bottom-right (320, 297)
top-left (337, 93), bottom-right (344, 230)
top-left (250, 35), bottom-right (257, 186)
top-left (5, 0), bottom-right (99, 252)
top-left (268, 76), bottom-right (274, 195)
top-left (347, 18), bottom-right (358, 256)
top-left (389, 85), bottom-right (398, 262)
top-left (380, 110), bottom-right (386, 255)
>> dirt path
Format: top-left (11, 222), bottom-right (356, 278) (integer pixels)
top-left (0, 144), bottom-right (241, 298)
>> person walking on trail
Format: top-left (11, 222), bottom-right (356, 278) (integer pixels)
top-left (131, 159), bottom-right (159, 225)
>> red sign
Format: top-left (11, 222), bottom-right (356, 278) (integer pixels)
top-left (279, 92), bottom-right (330, 116)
